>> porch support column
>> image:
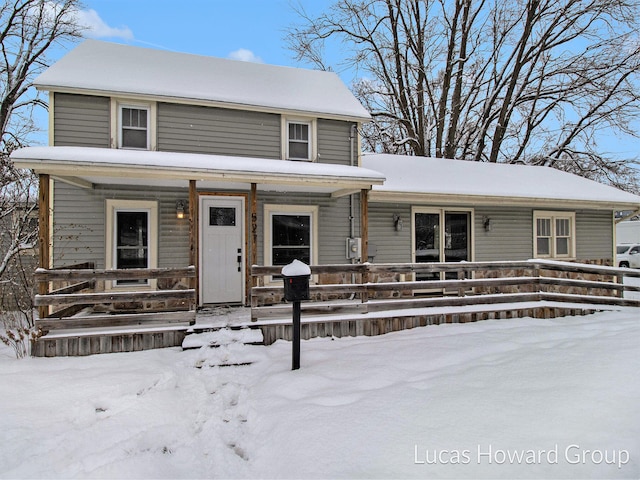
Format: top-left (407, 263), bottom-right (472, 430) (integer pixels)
top-left (360, 188), bottom-right (369, 262)
top-left (38, 174), bottom-right (51, 320)
top-left (189, 180), bottom-right (198, 297)
top-left (250, 183), bottom-right (258, 288)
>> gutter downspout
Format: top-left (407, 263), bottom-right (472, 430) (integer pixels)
top-left (349, 124), bottom-right (357, 240)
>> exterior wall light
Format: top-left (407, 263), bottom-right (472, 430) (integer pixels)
top-left (393, 214), bottom-right (403, 232)
top-left (483, 216), bottom-right (492, 232)
top-left (176, 200), bottom-right (186, 219)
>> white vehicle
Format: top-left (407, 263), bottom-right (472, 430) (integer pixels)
top-left (616, 220), bottom-right (640, 244)
top-left (616, 244), bottom-right (640, 268)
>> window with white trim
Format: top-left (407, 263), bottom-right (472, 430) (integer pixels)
top-left (264, 204), bottom-right (318, 268)
top-left (533, 211), bottom-right (575, 258)
top-left (119, 104), bottom-right (150, 149)
top-left (283, 118), bottom-right (316, 161)
top-left (106, 200), bottom-right (158, 288)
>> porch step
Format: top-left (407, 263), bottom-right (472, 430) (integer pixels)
top-left (183, 327), bottom-right (265, 368)
top-left (182, 326), bottom-right (264, 349)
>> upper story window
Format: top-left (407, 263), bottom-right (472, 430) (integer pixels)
top-left (283, 117), bottom-right (316, 161)
top-left (288, 122), bottom-right (310, 160)
top-left (533, 211), bottom-right (576, 259)
top-left (119, 105), bottom-right (149, 149)
top-left (111, 99), bottom-right (156, 150)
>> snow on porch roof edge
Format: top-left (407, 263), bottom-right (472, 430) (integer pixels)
top-left (10, 146), bottom-right (386, 187)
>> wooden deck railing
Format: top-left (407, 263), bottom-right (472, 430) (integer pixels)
top-left (35, 265), bottom-right (196, 333)
top-left (250, 260), bottom-right (640, 320)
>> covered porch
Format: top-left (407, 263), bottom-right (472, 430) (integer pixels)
top-left (14, 145), bottom-right (385, 306)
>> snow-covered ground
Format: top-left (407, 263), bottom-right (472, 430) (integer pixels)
top-left (1, 310), bottom-right (638, 479)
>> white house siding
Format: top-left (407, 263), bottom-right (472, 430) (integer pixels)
top-left (156, 103), bottom-right (281, 158)
top-left (52, 181), bottom-right (190, 269)
top-left (53, 93), bottom-right (110, 147)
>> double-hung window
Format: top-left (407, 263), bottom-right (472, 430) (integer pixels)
top-left (265, 204), bottom-right (318, 272)
top-left (288, 122), bottom-right (310, 160)
top-left (119, 105), bottom-right (149, 149)
top-left (283, 118), bottom-right (316, 161)
top-left (534, 211), bottom-right (575, 258)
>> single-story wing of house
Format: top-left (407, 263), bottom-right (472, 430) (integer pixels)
top-left (361, 153), bottom-right (640, 271)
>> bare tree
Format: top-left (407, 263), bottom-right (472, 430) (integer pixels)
top-left (288, 0), bottom-right (640, 190)
top-left (0, 0), bottom-right (83, 356)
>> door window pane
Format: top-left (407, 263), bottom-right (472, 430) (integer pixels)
top-left (209, 207), bottom-right (236, 226)
top-left (116, 211), bottom-right (148, 284)
top-left (444, 212), bottom-right (469, 262)
top-left (272, 214), bottom-right (311, 265)
top-left (415, 213), bottom-right (441, 281)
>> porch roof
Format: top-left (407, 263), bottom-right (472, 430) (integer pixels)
top-left (11, 146), bottom-right (385, 195)
top-left (363, 153), bottom-right (640, 210)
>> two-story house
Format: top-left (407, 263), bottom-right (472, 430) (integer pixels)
top-left (12, 40), bottom-right (640, 311)
top-left (12, 40), bottom-right (384, 306)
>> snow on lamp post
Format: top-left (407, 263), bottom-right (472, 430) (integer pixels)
top-left (281, 259), bottom-right (311, 370)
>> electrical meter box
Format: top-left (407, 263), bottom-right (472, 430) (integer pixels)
top-left (346, 237), bottom-right (362, 260)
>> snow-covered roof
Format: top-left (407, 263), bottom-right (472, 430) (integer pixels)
top-left (363, 153), bottom-right (640, 209)
top-left (35, 40), bottom-right (371, 122)
top-left (11, 146), bottom-right (385, 194)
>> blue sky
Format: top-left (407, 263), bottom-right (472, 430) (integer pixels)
top-left (75, 0), bottom-right (332, 69)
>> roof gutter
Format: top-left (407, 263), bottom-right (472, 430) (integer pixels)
top-left (369, 190), bottom-right (640, 212)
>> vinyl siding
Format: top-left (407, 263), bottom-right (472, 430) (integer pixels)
top-left (474, 207), bottom-right (533, 261)
top-left (52, 181), bottom-right (190, 269)
top-left (368, 203), bottom-right (412, 263)
top-left (317, 119), bottom-right (356, 166)
top-left (53, 93), bottom-right (110, 147)
top-left (157, 103), bottom-right (281, 158)
top-left (370, 205), bottom-right (533, 263)
top-left (370, 206), bottom-right (613, 264)
top-left (576, 210), bottom-right (614, 261)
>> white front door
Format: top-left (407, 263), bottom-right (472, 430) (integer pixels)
top-left (200, 196), bottom-right (245, 304)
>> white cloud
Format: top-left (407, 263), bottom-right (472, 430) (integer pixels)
top-left (75, 8), bottom-right (134, 40)
top-left (228, 48), bottom-right (263, 63)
